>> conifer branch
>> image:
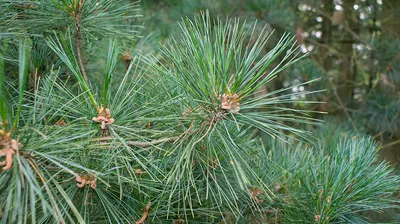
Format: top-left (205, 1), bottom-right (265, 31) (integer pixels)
top-left (0, 2), bottom-right (399, 223)
top-left (74, 0), bottom-right (87, 81)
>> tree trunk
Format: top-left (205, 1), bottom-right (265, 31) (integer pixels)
top-left (337, 0), bottom-right (356, 101)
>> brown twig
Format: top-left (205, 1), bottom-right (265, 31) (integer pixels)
top-left (127, 137), bottom-right (178, 148)
top-left (329, 79), bottom-right (359, 133)
top-left (380, 139), bottom-right (400, 150)
top-left (73, 0), bottom-right (87, 81)
top-left (136, 202), bottom-right (151, 224)
top-left (75, 30), bottom-right (87, 81)
top-left (27, 159), bottom-right (65, 223)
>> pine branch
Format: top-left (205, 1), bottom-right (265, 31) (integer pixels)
top-left (74, 0), bottom-right (87, 81)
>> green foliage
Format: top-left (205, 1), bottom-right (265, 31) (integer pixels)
top-left (268, 136), bottom-right (399, 223)
top-left (0, 0), bottom-right (141, 39)
top-left (0, 1), bottom-right (399, 223)
top-left (150, 12), bottom-right (322, 142)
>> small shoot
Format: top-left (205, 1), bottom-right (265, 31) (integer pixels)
top-left (92, 107), bottom-right (115, 130)
top-left (0, 39), bottom-right (30, 171)
top-left (92, 39), bottom-right (119, 130)
top-left (76, 173), bottom-right (97, 189)
top-left (102, 39), bottom-right (118, 110)
top-left (46, 33), bottom-right (99, 110)
top-left (47, 35), bottom-right (120, 131)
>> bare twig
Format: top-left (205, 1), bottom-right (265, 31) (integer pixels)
top-left (329, 79), bottom-right (359, 133)
top-left (128, 137), bottom-right (178, 148)
top-left (27, 159), bottom-right (65, 224)
top-left (380, 139), bottom-right (400, 150)
top-left (75, 28), bottom-right (87, 81)
top-left (74, 0), bottom-right (87, 81)
top-left (136, 203), bottom-right (151, 224)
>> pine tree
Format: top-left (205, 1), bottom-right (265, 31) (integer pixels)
top-left (0, 0), bottom-right (399, 223)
